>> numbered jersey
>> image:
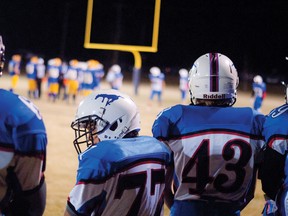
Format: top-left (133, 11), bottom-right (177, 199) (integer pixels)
top-left (0, 89), bottom-right (47, 206)
top-left (262, 104), bottom-right (288, 187)
top-left (152, 105), bottom-right (265, 207)
top-left (67, 136), bottom-right (172, 216)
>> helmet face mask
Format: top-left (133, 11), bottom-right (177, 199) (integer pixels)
top-left (71, 89), bottom-right (140, 154)
top-left (71, 115), bottom-right (110, 154)
top-left (188, 53), bottom-right (239, 106)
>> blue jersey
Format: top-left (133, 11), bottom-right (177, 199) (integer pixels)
top-left (8, 59), bottom-right (21, 76)
top-left (261, 103), bottom-right (288, 213)
top-left (67, 136), bottom-right (172, 216)
top-left (26, 62), bottom-right (37, 79)
top-left (152, 104), bottom-right (265, 212)
top-left (0, 89), bottom-right (47, 208)
top-left (252, 82), bottom-right (266, 112)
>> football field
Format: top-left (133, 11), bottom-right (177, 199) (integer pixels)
top-left (1, 74), bottom-right (284, 216)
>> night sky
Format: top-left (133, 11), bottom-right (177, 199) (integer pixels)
top-left (1, 0), bottom-right (288, 80)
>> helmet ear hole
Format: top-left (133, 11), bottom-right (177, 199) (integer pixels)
top-left (110, 121), bottom-right (118, 131)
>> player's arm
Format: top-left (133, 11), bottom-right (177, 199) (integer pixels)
top-left (164, 161), bottom-right (175, 209)
top-left (260, 145), bottom-right (285, 200)
top-left (64, 205), bottom-right (78, 216)
top-left (7, 132), bottom-right (47, 216)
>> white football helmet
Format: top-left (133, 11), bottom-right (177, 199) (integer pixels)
top-left (253, 75), bottom-right (263, 84)
top-left (189, 53), bottom-right (239, 106)
top-left (179, 68), bottom-right (188, 78)
top-left (71, 89), bottom-right (140, 154)
top-left (150, 66), bottom-right (161, 76)
top-left (110, 64), bottom-right (121, 74)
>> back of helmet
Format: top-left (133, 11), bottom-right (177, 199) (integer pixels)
top-left (188, 53), bottom-right (239, 106)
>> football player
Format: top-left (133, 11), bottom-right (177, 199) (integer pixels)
top-left (148, 66), bottom-right (165, 106)
top-left (260, 82), bottom-right (288, 216)
top-left (105, 64), bottom-right (123, 90)
top-left (36, 57), bottom-right (46, 99)
top-left (179, 68), bottom-right (189, 104)
top-left (80, 59), bottom-right (104, 96)
top-left (251, 75), bottom-right (267, 113)
top-left (8, 54), bottom-right (21, 92)
top-left (26, 55), bottom-right (39, 99)
top-left (64, 89), bottom-right (173, 216)
top-left (152, 53), bottom-right (265, 216)
top-left (47, 57), bottom-right (62, 102)
top-left (65, 59), bottom-right (80, 104)
top-left (0, 36), bottom-right (48, 215)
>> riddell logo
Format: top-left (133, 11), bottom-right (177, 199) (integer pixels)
top-left (203, 94), bottom-right (226, 99)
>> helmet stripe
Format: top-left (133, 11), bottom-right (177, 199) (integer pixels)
top-left (209, 53), bottom-right (219, 92)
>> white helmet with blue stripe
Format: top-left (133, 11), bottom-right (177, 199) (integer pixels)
top-left (189, 53), bottom-right (239, 106)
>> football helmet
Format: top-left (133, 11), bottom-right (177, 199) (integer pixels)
top-left (0, 36), bottom-right (5, 76)
top-left (69, 59), bottom-right (78, 67)
top-left (110, 64), bottom-right (121, 74)
top-left (189, 53), bottom-right (239, 106)
top-left (150, 66), bottom-right (161, 76)
top-left (179, 68), bottom-right (188, 78)
top-left (253, 75), bottom-right (263, 84)
top-left (71, 89), bottom-right (140, 154)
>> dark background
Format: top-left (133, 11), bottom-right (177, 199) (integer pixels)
top-left (0, 0), bottom-right (288, 82)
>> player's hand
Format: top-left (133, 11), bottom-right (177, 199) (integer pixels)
top-left (262, 199), bottom-right (277, 216)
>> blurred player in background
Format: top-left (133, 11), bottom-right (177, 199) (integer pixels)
top-left (260, 82), bottom-right (288, 216)
top-left (58, 61), bottom-right (68, 101)
top-left (47, 57), bottom-right (62, 102)
top-left (8, 54), bottom-right (21, 92)
top-left (80, 59), bottom-right (104, 97)
top-left (148, 66), bottom-right (165, 106)
top-left (65, 59), bottom-right (80, 104)
top-left (251, 75), bottom-right (266, 113)
top-left (36, 57), bottom-right (46, 99)
top-left (179, 68), bottom-right (189, 104)
top-left (87, 59), bottom-right (105, 90)
top-left (152, 53), bottom-right (265, 216)
top-left (64, 89), bottom-right (173, 216)
top-left (26, 55), bottom-right (38, 99)
top-left (105, 64), bottom-right (123, 90)
top-left (0, 36), bottom-right (47, 215)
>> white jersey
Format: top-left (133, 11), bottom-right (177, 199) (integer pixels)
top-left (67, 136), bottom-right (172, 216)
top-left (152, 104), bottom-right (265, 209)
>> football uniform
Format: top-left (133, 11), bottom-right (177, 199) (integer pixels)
top-left (81, 69), bottom-right (96, 96)
top-left (26, 61), bottom-right (37, 97)
top-left (66, 136), bottom-right (172, 216)
top-left (106, 71), bottom-right (123, 90)
top-left (149, 73), bottom-right (165, 103)
top-left (0, 89), bottom-right (47, 214)
top-left (47, 63), bottom-right (61, 100)
top-left (8, 58), bottom-right (21, 91)
top-left (261, 103), bottom-right (288, 215)
top-left (179, 75), bottom-right (189, 102)
top-left (66, 65), bottom-right (79, 96)
top-left (152, 104), bottom-right (265, 216)
top-left (252, 81), bottom-right (266, 112)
